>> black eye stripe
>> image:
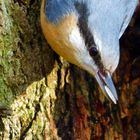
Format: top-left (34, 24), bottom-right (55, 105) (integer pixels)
top-left (74, 2), bottom-right (96, 48)
top-left (74, 2), bottom-right (103, 68)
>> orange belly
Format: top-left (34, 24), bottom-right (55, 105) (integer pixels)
top-left (40, 0), bottom-right (80, 66)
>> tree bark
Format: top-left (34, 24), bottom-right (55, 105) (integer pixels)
top-left (0, 0), bottom-right (140, 140)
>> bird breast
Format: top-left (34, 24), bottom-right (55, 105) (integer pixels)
top-left (41, 1), bottom-right (86, 67)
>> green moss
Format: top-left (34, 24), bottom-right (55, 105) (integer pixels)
top-left (0, 1), bottom-right (14, 106)
top-left (0, 0), bottom-right (34, 107)
top-left (0, 0), bottom-right (61, 138)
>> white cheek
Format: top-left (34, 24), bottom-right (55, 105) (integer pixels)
top-left (69, 26), bottom-right (85, 51)
top-left (68, 26), bottom-right (98, 75)
top-left (68, 26), bottom-right (87, 64)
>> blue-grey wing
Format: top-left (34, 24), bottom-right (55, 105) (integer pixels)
top-left (119, 0), bottom-right (138, 38)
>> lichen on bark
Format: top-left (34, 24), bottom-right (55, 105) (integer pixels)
top-left (0, 0), bottom-right (60, 139)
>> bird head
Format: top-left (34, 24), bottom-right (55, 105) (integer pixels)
top-left (68, 2), bottom-right (120, 103)
top-left (69, 22), bottom-right (119, 104)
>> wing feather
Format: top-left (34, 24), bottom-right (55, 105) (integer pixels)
top-left (119, 0), bottom-right (138, 38)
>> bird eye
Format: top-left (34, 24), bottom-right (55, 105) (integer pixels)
top-left (89, 47), bottom-right (98, 56)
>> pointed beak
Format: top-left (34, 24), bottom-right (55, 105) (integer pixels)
top-left (95, 71), bottom-right (118, 104)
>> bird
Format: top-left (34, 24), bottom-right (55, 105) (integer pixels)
top-left (40, 0), bottom-right (138, 104)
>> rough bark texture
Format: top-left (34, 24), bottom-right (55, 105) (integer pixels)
top-left (0, 0), bottom-right (140, 140)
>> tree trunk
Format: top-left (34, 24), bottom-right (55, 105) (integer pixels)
top-left (0, 0), bottom-right (140, 140)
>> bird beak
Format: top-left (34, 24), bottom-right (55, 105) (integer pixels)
top-left (95, 71), bottom-right (118, 104)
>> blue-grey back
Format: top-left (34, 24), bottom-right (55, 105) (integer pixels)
top-left (45, 0), bottom-right (138, 38)
top-left (45, 0), bottom-right (78, 23)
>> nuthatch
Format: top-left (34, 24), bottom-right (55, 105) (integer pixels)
top-left (40, 0), bottom-right (138, 104)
